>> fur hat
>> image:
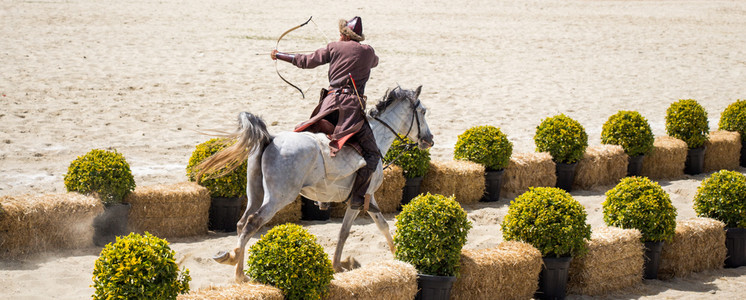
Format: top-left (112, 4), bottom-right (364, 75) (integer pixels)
top-left (339, 16), bottom-right (364, 42)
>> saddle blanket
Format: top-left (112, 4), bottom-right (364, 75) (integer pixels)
top-left (299, 132), bottom-right (366, 180)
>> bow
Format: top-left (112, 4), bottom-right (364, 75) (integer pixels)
top-left (275, 16), bottom-right (313, 99)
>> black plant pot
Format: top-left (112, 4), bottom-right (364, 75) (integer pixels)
top-left (401, 176), bottom-right (424, 208)
top-left (301, 196), bottom-right (330, 221)
top-left (415, 274), bottom-right (457, 300)
top-left (684, 146), bottom-right (706, 175)
top-left (481, 169), bottom-right (505, 202)
top-left (555, 162), bottom-right (578, 192)
top-left (93, 203), bottom-right (131, 247)
top-left (725, 227), bottom-right (746, 268)
top-left (741, 140), bottom-right (746, 167)
top-left (627, 155), bottom-right (645, 177)
top-left (643, 241), bottom-right (664, 279)
top-left (536, 256), bottom-right (573, 300)
top-left (209, 196), bottom-right (242, 232)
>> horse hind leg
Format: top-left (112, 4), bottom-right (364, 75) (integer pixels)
top-left (333, 207), bottom-right (361, 272)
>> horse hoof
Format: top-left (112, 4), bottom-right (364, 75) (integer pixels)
top-left (235, 274), bottom-right (251, 283)
top-left (213, 251), bottom-right (231, 264)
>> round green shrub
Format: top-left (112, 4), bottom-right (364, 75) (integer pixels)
top-left (92, 232), bottom-right (191, 299)
top-left (534, 114), bottom-right (588, 164)
top-left (64, 149), bottom-right (136, 206)
top-left (501, 187), bottom-right (591, 257)
top-left (394, 193), bottom-right (472, 276)
top-left (693, 170), bottom-right (746, 228)
top-left (383, 135), bottom-right (431, 178)
top-left (186, 138), bottom-right (247, 198)
top-left (665, 99), bottom-right (709, 149)
top-left (453, 125), bottom-right (513, 171)
top-left (718, 99), bottom-right (746, 141)
top-left (246, 223), bottom-right (334, 300)
top-left (603, 177), bottom-right (677, 242)
top-left (601, 111), bottom-right (655, 157)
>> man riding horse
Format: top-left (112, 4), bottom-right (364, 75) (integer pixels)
top-left (271, 16), bottom-right (379, 210)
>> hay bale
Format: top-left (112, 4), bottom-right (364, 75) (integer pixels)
top-left (640, 136), bottom-right (687, 180)
top-left (178, 282), bottom-right (284, 300)
top-left (126, 182), bottom-right (210, 238)
top-left (0, 193), bottom-right (103, 259)
top-left (501, 152), bottom-right (556, 198)
top-left (264, 196), bottom-right (302, 227)
top-left (452, 241), bottom-right (543, 300)
top-left (330, 165), bottom-right (405, 218)
top-left (327, 260), bottom-right (418, 300)
top-left (568, 227), bottom-right (643, 296)
top-left (704, 130), bottom-right (741, 172)
top-left (658, 217), bottom-right (726, 279)
top-left (420, 160), bottom-right (485, 204)
top-left (573, 145), bottom-right (627, 190)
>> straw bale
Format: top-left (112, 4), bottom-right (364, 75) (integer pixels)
top-left (568, 227), bottom-right (644, 296)
top-left (327, 260), bottom-right (418, 300)
top-left (704, 130), bottom-right (741, 172)
top-left (640, 136), bottom-right (687, 180)
top-left (178, 282), bottom-right (284, 300)
top-left (126, 182), bottom-right (210, 238)
top-left (264, 196), bottom-right (302, 227)
top-left (452, 241), bottom-right (543, 300)
top-left (658, 217), bottom-right (726, 279)
top-left (330, 166), bottom-right (406, 218)
top-left (0, 193), bottom-right (103, 259)
top-left (573, 145), bottom-right (627, 190)
top-left (420, 160), bottom-right (485, 204)
top-left (501, 152), bottom-right (556, 198)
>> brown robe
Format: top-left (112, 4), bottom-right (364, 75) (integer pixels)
top-left (292, 40), bottom-right (379, 155)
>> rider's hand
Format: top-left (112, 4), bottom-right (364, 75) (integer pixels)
top-left (271, 49), bottom-right (278, 60)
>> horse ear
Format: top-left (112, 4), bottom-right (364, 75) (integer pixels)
top-left (384, 88), bottom-right (393, 100)
top-left (414, 85), bottom-right (423, 98)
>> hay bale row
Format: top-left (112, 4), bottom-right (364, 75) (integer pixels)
top-left (501, 152), bottom-right (556, 198)
top-left (704, 130), bottom-right (741, 172)
top-left (327, 260), bottom-right (417, 300)
top-left (452, 241), bottom-right (543, 300)
top-left (658, 217), bottom-right (727, 279)
top-left (573, 145), bottom-right (627, 190)
top-left (178, 282), bottom-right (284, 300)
top-left (330, 165), bottom-right (405, 218)
top-left (421, 160), bottom-right (485, 204)
top-left (568, 227), bottom-right (643, 296)
top-left (0, 193), bottom-right (103, 259)
top-left (126, 182), bottom-right (210, 238)
top-left (640, 136), bottom-right (687, 180)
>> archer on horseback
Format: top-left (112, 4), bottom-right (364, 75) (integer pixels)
top-left (271, 16), bottom-right (379, 210)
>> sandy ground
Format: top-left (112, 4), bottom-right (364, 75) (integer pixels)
top-left (2, 0), bottom-right (746, 298)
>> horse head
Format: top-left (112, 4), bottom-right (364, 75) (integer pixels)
top-left (373, 85), bottom-right (434, 150)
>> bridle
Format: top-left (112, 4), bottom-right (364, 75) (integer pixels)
top-left (372, 96), bottom-right (426, 170)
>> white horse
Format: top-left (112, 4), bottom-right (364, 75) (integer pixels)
top-left (196, 86), bottom-right (434, 282)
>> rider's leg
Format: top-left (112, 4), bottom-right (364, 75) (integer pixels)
top-left (350, 125), bottom-right (380, 210)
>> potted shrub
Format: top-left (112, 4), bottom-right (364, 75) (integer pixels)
top-left (718, 99), bottom-right (746, 167)
top-left (247, 223), bottom-right (334, 299)
top-left (64, 149), bottom-right (136, 246)
top-left (534, 114), bottom-right (588, 192)
top-left (92, 232), bottom-right (191, 299)
top-left (384, 135), bottom-right (431, 207)
top-left (394, 193), bottom-right (471, 300)
top-left (601, 111), bottom-right (655, 176)
top-left (501, 187), bottom-right (591, 299)
top-left (186, 138), bottom-right (247, 231)
top-left (693, 170), bottom-right (746, 268)
top-left (665, 99), bottom-right (709, 175)
top-left (453, 125), bottom-right (513, 202)
top-left (603, 176), bottom-right (677, 279)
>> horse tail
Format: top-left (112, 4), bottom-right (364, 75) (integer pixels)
top-left (194, 112), bottom-right (271, 183)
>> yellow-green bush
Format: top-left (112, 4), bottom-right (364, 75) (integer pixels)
top-left (601, 111), bottom-right (655, 156)
top-left (453, 125), bottom-right (513, 171)
top-left (719, 99), bottom-right (746, 141)
top-left (603, 177), bottom-right (677, 242)
top-left (501, 187), bottom-right (591, 257)
top-left (383, 135), bottom-right (431, 178)
top-left (534, 114), bottom-right (588, 164)
top-left (246, 223), bottom-right (334, 300)
top-left (665, 99), bottom-right (709, 149)
top-left (186, 138), bottom-right (247, 197)
top-left (92, 232), bottom-right (190, 299)
top-left (694, 170), bottom-right (746, 228)
top-left (394, 193), bottom-right (472, 276)
top-left (64, 149), bottom-right (136, 205)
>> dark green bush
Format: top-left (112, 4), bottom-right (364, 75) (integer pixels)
top-left (601, 111), bottom-right (655, 157)
top-left (718, 99), bottom-right (746, 141)
top-left (92, 232), bottom-right (190, 299)
top-left (603, 177), bottom-right (677, 242)
top-left (694, 170), bottom-right (746, 228)
top-left (534, 114), bottom-right (588, 164)
top-left (453, 125), bottom-right (513, 171)
top-left (394, 193), bottom-right (472, 276)
top-left (665, 99), bottom-right (709, 149)
top-left (501, 187), bottom-right (591, 257)
top-left (383, 135), bottom-right (431, 178)
top-left (186, 138), bottom-right (247, 198)
top-left (64, 149), bottom-right (136, 206)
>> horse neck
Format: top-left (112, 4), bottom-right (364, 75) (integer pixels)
top-left (369, 102), bottom-right (411, 156)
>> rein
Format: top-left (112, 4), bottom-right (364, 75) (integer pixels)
top-left (372, 99), bottom-right (422, 170)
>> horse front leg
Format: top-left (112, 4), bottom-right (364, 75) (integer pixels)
top-left (333, 206), bottom-right (361, 272)
top-left (368, 207), bottom-right (395, 254)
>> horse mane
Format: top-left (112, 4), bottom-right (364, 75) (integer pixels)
top-left (369, 86), bottom-right (411, 117)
